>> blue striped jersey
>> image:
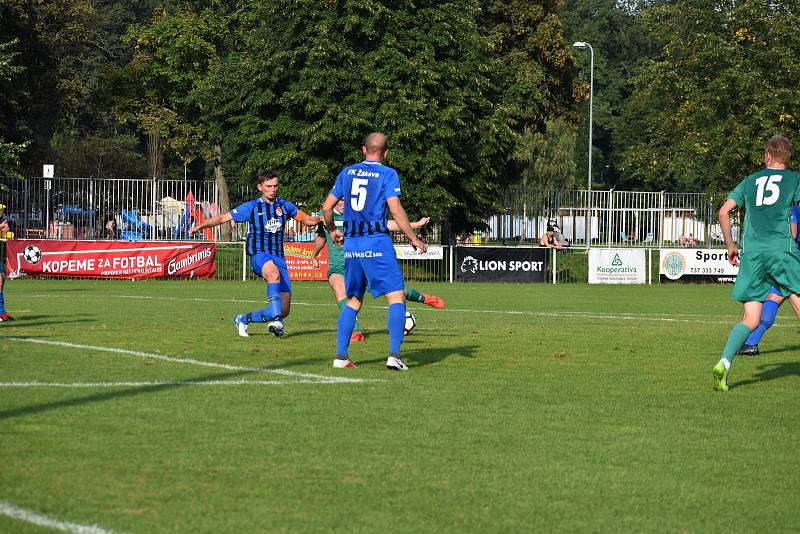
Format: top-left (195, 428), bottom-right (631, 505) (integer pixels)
top-left (331, 159), bottom-right (401, 238)
top-left (231, 197), bottom-right (299, 257)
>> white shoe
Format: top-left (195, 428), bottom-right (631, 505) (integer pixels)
top-left (267, 319), bottom-right (284, 338)
top-left (333, 358), bottom-right (356, 369)
top-left (386, 355), bottom-right (409, 371)
top-left (233, 314), bottom-right (249, 337)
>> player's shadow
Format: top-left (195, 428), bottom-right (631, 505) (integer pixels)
top-left (730, 361), bottom-right (800, 389)
top-left (358, 344), bottom-right (478, 369)
top-left (0, 368), bottom-right (296, 421)
top-left (0, 315), bottom-right (93, 327)
top-left (754, 344), bottom-right (800, 355)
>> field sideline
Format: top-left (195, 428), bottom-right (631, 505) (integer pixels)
top-left (1, 279), bottom-right (799, 532)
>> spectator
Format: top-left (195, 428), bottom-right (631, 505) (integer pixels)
top-left (540, 226), bottom-right (563, 249)
top-left (104, 213), bottom-right (117, 240)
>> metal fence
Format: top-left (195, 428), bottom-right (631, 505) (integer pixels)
top-left (2, 177), bottom-right (742, 284)
top-left (482, 187), bottom-right (739, 248)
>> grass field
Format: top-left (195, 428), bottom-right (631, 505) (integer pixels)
top-left (1, 279), bottom-right (799, 533)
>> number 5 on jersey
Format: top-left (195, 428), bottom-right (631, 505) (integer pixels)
top-left (755, 175), bottom-right (782, 206)
top-left (351, 178), bottom-right (369, 211)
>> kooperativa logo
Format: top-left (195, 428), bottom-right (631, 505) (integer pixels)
top-left (662, 252), bottom-right (686, 280)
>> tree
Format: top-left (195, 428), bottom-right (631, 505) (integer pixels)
top-left (559, 0), bottom-right (654, 189)
top-left (117, 2), bottom-right (240, 237)
top-left (200, 0), bottom-right (579, 232)
top-left (0, 0), bottom-right (157, 178)
top-left (0, 38), bottom-right (28, 180)
top-left (617, 1), bottom-right (800, 193)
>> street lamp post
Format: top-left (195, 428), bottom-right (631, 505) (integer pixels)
top-left (573, 41), bottom-right (593, 248)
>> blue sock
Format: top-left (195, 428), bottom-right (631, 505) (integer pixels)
top-left (388, 303), bottom-right (406, 355)
top-left (267, 283), bottom-right (282, 321)
top-left (0, 290), bottom-right (5, 314)
top-left (336, 305), bottom-right (358, 356)
top-left (745, 299), bottom-right (780, 345)
top-left (245, 309), bottom-right (273, 323)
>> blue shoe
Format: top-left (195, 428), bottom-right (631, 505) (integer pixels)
top-left (233, 314), bottom-right (249, 337)
top-left (267, 319), bottom-right (284, 338)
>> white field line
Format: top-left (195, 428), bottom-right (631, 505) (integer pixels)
top-left (19, 293), bottom-right (798, 327)
top-left (0, 379), bottom-right (317, 388)
top-left (5, 338), bottom-right (366, 385)
top-left (0, 501), bottom-right (125, 534)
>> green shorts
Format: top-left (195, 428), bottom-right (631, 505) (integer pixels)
top-left (327, 265), bottom-right (344, 279)
top-left (732, 250), bottom-right (800, 302)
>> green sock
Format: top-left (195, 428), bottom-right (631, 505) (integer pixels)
top-left (722, 322), bottom-right (752, 362)
top-left (337, 299), bottom-right (362, 332)
top-left (405, 287), bottom-right (425, 303)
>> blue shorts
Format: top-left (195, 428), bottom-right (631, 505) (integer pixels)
top-left (250, 252), bottom-right (291, 293)
top-left (344, 235), bottom-right (404, 298)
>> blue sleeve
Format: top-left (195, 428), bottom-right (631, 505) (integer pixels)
top-left (383, 169), bottom-right (401, 200)
top-left (793, 205), bottom-right (800, 224)
top-left (230, 200), bottom-right (253, 223)
top-left (331, 170), bottom-right (346, 199)
top-left (283, 200), bottom-right (298, 218)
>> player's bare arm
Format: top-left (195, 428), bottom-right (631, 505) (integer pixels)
top-left (387, 196), bottom-right (427, 253)
top-left (311, 235), bottom-right (326, 269)
top-left (188, 212), bottom-right (233, 236)
top-left (718, 198), bottom-right (739, 266)
top-left (387, 216), bottom-right (429, 232)
top-left (297, 211), bottom-right (322, 227)
top-left (322, 193), bottom-right (343, 244)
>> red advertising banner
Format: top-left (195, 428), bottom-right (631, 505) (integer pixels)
top-left (5, 240), bottom-right (216, 280)
top-left (285, 242), bottom-right (328, 281)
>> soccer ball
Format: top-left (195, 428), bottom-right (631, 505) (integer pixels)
top-left (403, 311), bottom-right (416, 336)
top-left (23, 245), bottom-right (42, 265)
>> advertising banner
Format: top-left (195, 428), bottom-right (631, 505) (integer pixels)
top-left (285, 243), bottom-right (443, 281)
top-left (659, 248), bottom-right (738, 283)
top-left (589, 249), bottom-right (647, 284)
top-left (394, 244), bottom-right (444, 260)
top-left (285, 242), bottom-right (328, 281)
top-left (456, 246), bottom-right (548, 282)
top-left (5, 240), bottom-right (216, 279)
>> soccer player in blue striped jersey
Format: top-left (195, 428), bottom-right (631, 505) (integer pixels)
top-left (323, 132), bottom-right (427, 371)
top-left (190, 170), bottom-right (320, 338)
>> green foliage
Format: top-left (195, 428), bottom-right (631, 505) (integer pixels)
top-left (49, 132), bottom-right (147, 180)
top-left (0, 38), bottom-right (28, 180)
top-left (618, 0), bottom-right (800, 192)
top-left (515, 119), bottom-right (579, 190)
top-left (560, 0), bottom-right (654, 189)
top-left (199, 1), bottom-right (578, 230)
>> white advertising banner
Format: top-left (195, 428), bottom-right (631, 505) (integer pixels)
top-left (394, 244), bottom-right (444, 260)
top-left (659, 248), bottom-right (738, 283)
top-left (589, 249), bottom-right (647, 284)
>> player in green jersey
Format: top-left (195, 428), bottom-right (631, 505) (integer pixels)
top-left (714, 135), bottom-right (800, 391)
top-left (311, 199), bottom-right (445, 341)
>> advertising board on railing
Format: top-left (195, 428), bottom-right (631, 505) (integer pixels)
top-left (285, 242), bottom-right (328, 281)
top-left (284, 243), bottom-right (444, 280)
top-left (589, 249), bottom-right (646, 284)
top-left (5, 240), bottom-right (216, 279)
top-left (659, 248), bottom-right (738, 283)
top-left (456, 246), bottom-right (547, 282)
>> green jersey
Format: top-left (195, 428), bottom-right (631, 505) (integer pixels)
top-left (728, 168), bottom-right (800, 253)
top-left (315, 210), bottom-right (345, 273)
